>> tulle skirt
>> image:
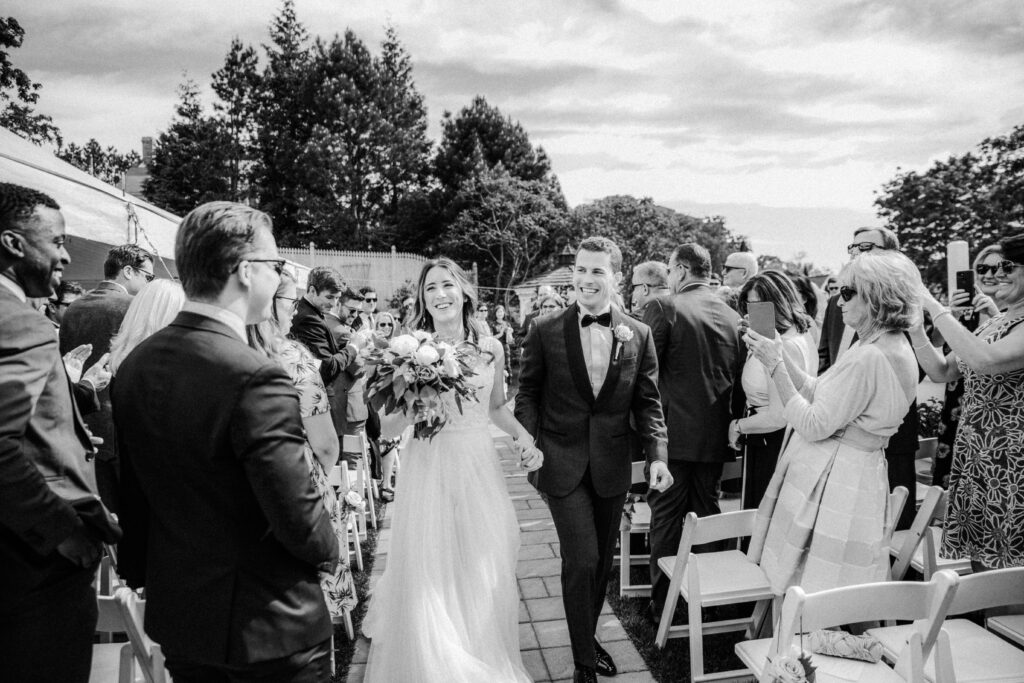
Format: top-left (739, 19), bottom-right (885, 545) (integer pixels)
top-left (363, 425), bottom-right (531, 682)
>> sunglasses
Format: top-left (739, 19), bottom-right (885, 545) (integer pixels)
top-left (364, 298), bottom-right (377, 303)
top-left (247, 258), bottom-right (287, 275)
top-left (976, 260), bottom-right (1021, 277)
top-left (838, 286), bottom-right (857, 302)
top-left (378, 322), bottom-right (394, 327)
top-left (826, 285), bottom-right (839, 293)
top-left (847, 242), bottom-right (879, 253)
top-left (134, 266), bottom-right (155, 283)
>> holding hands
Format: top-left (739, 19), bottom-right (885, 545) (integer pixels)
top-left (513, 438), bottom-right (544, 472)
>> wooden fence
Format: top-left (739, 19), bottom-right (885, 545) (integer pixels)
top-left (278, 244), bottom-right (427, 304)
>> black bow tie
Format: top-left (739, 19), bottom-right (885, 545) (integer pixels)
top-left (581, 312), bottom-right (612, 328)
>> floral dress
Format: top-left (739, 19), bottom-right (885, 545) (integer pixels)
top-left (281, 340), bottom-right (358, 616)
top-left (942, 313), bottom-right (1024, 569)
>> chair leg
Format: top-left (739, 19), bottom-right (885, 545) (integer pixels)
top-left (655, 585), bottom-right (678, 647)
top-left (349, 517), bottom-right (364, 572)
top-left (118, 643), bottom-right (134, 683)
top-left (619, 526), bottom-right (631, 595)
top-left (688, 589), bottom-right (705, 681)
top-left (344, 610), bottom-right (355, 640)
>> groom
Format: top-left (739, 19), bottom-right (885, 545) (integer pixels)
top-left (516, 236), bottom-right (672, 683)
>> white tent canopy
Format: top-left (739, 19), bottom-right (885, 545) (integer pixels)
top-left (0, 126), bottom-right (309, 289)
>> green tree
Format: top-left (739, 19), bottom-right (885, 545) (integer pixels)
top-left (211, 37), bottom-right (261, 202)
top-left (143, 80), bottom-right (233, 215)
top-left (0, 17), bottom-right (61, 146)
top-left (875, 124), bottom-right (1024, 286)
top-left (439, 170), bottom-right (570, 305)
top-left (57, 139), bottom-right (141, 186)
top-left (569, 195), bottom-right (740, 280)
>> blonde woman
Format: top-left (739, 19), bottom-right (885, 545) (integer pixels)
top-left (109, 279), bottom-right (187, 375)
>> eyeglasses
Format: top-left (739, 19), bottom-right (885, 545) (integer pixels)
top-left (378, 323), bottom-right (394, 328)
top-left (274, 295), bottom-right (299, 312)
top-left (246, 259), bottom-right (287, 276)
top-left (976, 260), bottom-right (1022, 277)
top-left (838, 286), bottom-right (857, 302)
top-left (722, 265), bottom-right (745, 272)
top-left (847, 242), bottom-right (879, 253)
top-left (133, 266), bottom-right (155, 283)
top-left (364, 298), bottom-right (377, 303)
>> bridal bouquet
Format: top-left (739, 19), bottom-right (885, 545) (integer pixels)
top-left (362, 330), bottom-right (487, 440)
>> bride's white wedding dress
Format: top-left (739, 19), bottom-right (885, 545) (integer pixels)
top-left (363, 336), bottom-right (531, 682)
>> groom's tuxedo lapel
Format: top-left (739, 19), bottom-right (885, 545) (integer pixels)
top-left (593, 308), bottom-right (625, 408)
top-left (562, 304), bottom-right (595, 407)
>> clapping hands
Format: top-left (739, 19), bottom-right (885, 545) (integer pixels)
top-left (63, 344), bottom-right (112, 391)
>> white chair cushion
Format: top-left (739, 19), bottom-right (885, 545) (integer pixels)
top-left (92, 642), bottom-right (130, 683)
top-left (658, 550), bottom-right (772, 605)
top-left (736, 637), bottom-right (908, 683)
top-left (869, 619), bottom-right (1024, 682)
top-left (987, 614), bottom-right (1024, 647)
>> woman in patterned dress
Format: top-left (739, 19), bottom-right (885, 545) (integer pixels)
top-left (911, 231), bottom-right (1024, 570)
top-left (248, 270), bottom-right (358, 617)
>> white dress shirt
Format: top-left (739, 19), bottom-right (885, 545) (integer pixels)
top-left (0, 273), bottom-right (27, 302)
top-left (578, 306), bottom-right (613, 396)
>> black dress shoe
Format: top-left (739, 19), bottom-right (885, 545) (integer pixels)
top-left (648, 601), bottom-right (662, 626)
top-left (594, 640), bottom-right (617, 676)
top-left (573, 666), bottom-right (597, 683)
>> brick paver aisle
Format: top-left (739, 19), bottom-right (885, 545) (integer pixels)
top-left (347, 427), bottom-right (654, 682)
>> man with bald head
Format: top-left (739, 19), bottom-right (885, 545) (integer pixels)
top-left (722, 251), bottom-right (759, 289)
top-left (630, 260), bottom-right (670, 317)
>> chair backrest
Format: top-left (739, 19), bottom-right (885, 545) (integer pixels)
top-left (96, 593), bottom-right (127, 634)
top-left (114, 587), bottom-right (167, 683)
top-left (341, 432), bottom-right (367, 455)
top-left (947, 566), bottom-right (1024, 616)
top-left (769, 570), bottom-right (959, 670)
top-left (886, 486), bottom-right (909, 545)
top-left (892, 485), bottom-right (946, 580)
top-left (683, 509), bottom-right (759, 549)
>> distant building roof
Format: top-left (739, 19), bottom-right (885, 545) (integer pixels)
top-left (514, 265), bottom-right (572, 292)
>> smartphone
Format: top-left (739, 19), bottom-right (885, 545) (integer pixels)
top-left (955, 270), bottom-right (975, 294)
top-left (748, 301), bottom-right (777, 338)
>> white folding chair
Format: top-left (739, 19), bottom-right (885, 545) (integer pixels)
top-left (329, 464), bottom-right (364, 571)
top-left (737, 570), bottom-right (960, 683)
top-left (654, 508), bottom-right (775, 681)
top-left (890, 485), bottom-right (972, 581)
top-left (342, 432), bottom-right (378, 531)
top-left (93, 592), bottom-right (136, 683)
top-left (116, 588), bottom-right (168, 683)
top-left (986, 613), bottom-right (1024, 648)
top-left (617, 461), bottom-right (651, 597)
top-left (93, 588), bottom-right (168, 683)
top-left (868, 567), bottom-right (1024, 683)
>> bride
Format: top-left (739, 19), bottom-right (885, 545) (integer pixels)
top-left (363, 258), bottom-right (543, 682)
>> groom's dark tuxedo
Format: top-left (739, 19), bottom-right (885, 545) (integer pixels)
top-left (516, 304), bottom-right (667, 672)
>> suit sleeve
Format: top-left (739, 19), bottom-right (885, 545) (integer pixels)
top-left (292, 314), bottom-right (358, 386)
top-left (0, 312), bottom-right (80, 556)
top-left (231, 365), bottom-right (340, 569)
top-left (641, 299), bottom-right (671, 362)
top-left (73, 381), bottom-right (100, 415)
top-left (817, 296), bottom-right (837, 374)
top-left (513, 319), bottom-right (545, 438)
top-left (632, 326), bottom-right (668, 464)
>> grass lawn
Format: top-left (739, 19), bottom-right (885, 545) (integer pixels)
top-left (605, 565), bottom-right (758, 683)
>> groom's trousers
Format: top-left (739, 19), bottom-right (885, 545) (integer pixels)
top-left (545, 468), bottom-right (622, 671)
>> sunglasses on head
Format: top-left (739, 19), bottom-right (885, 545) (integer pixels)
top-left (838, 286), bottom-right (857, 302)
top-left (976, 260), bottom-right (1021, 277)
top-left (847, 242), bottom-right (879, 253)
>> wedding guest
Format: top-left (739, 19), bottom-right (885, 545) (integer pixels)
top-left (910, 231), bottom-right (1024, 570)
top-left (249, 269), bottom-right (357, 621)
top-left (630, 261), bottom-right (670, 318)
top-left (108, 280), bottom-right (187, 375)
top-left (45, 280), bottom-right (83, 327)
top-left (745, 250), bottom-right (920, 594)
top-left (731, 270), bottom-right (818, 509)
top-left (932, 244), bottom-right (1007, 487)
top-left (353, 286), bottom-right (377, 331)
top-left (642, 242), bottom-right (744, 620)
top-left (475, 300), bottom-right (494, 335)
top-left (113, 202), bottom-right (339, 681)
top-left (722, 251), bottom-right (758, 289)
top-left (375, 311), bottom-right (399, 339)
top-left (537, 294), bottom-right (564, 316)
top-left (491, 304), bottom-right (516, 377)
top-left (788, 274), bottom-right (822, 345)
top-left (0, 182), bottom-right (121, 683)
top-left (59, 243), bottom-right (153, 514)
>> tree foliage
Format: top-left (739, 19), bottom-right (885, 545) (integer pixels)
top-left (57, 139), bottom-right (141, 186)
top-left (143, 80), bottom-right (234, 216)
top-left (211, 38), bottom-right (260, 202)
top-left (569, 195), bottom-right (741, 280)
top-left (875, 124), bottom-right (1024, 286)
top-left (0, 17), bottom-right (61, 146)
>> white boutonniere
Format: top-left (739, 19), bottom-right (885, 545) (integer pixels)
top-left (613, 324), bottom-right (633, 361)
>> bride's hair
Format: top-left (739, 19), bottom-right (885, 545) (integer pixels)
top-left (410, 257), bottom-right (486, 342)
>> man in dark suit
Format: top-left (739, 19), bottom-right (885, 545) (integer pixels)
top-left (291, 267), bottom-right (366, 439)
top-left (0, 183), bottom-right (122, 683)
top-left (59, 243), bottom-right (153, 514)
top-left (113, 202), bottom-right (339, 682)
top-left (516, 236), bottom-right (672, 683)
top-left (629, 260), bottom-right (670, 319)
top-left (819, 226), bottom-right (918, 529)
top-left (642, 242), bottom-right (745, 617)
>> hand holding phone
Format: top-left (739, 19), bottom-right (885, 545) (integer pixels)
top-left (747, 301), bottom-right (777, 339)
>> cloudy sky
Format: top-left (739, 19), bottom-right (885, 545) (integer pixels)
top-left (7, 0), bottom-right (1024, 269)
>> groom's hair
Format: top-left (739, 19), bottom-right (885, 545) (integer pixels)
top-left (577, 236), bottom-right (622, 272)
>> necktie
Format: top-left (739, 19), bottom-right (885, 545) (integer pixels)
top-left (581, 312), bottom-right (612, 328)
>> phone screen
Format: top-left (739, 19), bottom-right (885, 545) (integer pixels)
top-left (748, 301), bottom-right (777, 338)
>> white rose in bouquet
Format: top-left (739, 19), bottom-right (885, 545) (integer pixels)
top-left (411, 330), bottom-right (432, 342)
top-left (389, 334), bottom-right (420, 356)
top-left (414, 344), bottom-right (440, 365)
top-left (442, 353), bottom-right (462, 378)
